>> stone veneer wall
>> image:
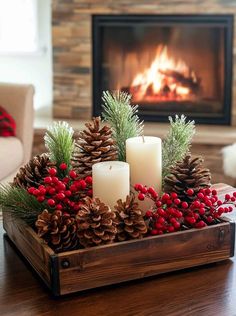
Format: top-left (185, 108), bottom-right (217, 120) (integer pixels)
top-left (52, 0), bottom-right (236, 124)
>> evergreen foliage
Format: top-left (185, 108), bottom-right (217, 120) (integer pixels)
top-left (102, 91), bottom-right (144, 161)
top-left (162, 115), bottom-right (195, 179)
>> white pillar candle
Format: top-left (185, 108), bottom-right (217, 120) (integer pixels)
top-left (126, 136), bottom-right (162, 195)
top-left (92, 161), bottom-right (130, 209)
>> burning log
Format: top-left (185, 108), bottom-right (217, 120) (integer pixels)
top-left (158, 69), bottom-right (201, 94)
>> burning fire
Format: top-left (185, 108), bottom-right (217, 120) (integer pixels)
top-left (130, 45), bottom-right (200, 102)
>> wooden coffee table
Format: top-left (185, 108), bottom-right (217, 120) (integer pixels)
top-left (1, 184), bottom-right (236, 316)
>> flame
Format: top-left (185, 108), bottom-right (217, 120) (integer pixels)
top-left (130, 45), bottom-right (199, 102)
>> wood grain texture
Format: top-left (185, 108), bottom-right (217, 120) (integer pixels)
top-left (58, 221), bottom-right (233, 295)
top-left (3, 212), bottom-right (54, 289)
top-left (2, 184), bottom-right (235, 296)
top-left (52, 0), bottom-right (236, 123)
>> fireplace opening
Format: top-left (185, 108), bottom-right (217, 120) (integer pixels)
top-left (92, 15), bottom-right (233, 125)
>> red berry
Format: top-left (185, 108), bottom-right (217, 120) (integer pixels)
top-left (155, 222), bottom-right (163, 229)
top-left (187, 189), bottom-right (194, 196)
top-left (194, 213), bottom-right (199, 220)
top-left (47, 199), bottom-right (55, 207)
top-left (87, 189), bottom-right (93, 196)
top-left (65, 190), bottom-right (72, 197)
top-left (57, 183), bottom-right (66, 191)
top-left (175, 211), bottom-right (183, 218)
top-left (212, 189), bottom-right (217, 196)
top-left (138, 193), bottom-right (145, 201)
top-left (233, 192), bottom-right (236, 198)
top-left (28, 187), bottom-right (35, 194)
top-left (229, 206), bottom-right (233, 212)
top-left (181, 201), bottom-right (188, 209)
top-left (193, 200), bottom-right (201, 208)
top-left (198, 208), bottom-right (205, 215)
top-left (167, 225), bottom-right (175, 233)
top-left (69, 184), bottom-right (77, 192)
top-left (224, 207), bottom-right (229, 213)
top-left (156, 200), bottom-right (162, 207)
top-left (171, 192), bottom-right (178, 199)
top-left (80, 180), bottom-right (87, 190)
top-left (69, 170), bottom-right (77, 179)
top-left (134, 183), bottom-right (143, 191)
top-left (173, 221), bottom-right (180, 229)
top-left (207, 216), bottom-right (213, 223)
top-left (56, 193), bottom-right (65, 200)
top-left (62, 177), bottom-right (70, 184)
top-left (186, 217), bottom-right (196, 224)
top-left (140, 187), bottom-right (147, 194)
top-left (59, 163), bottom-right (67, 170)
top-left (231, 197), bottom-right (236, 202)
top-left (174, 198), bottom-right (181, 205)
top-left (39, 187), bottom-right (46, 195)
top-left (150, 229), bottom-right (158, 235)
top-left (55, 204), bottom-right (63, 210)
top-left (157, 217), bottom-right (165, 224)
top-left (162, 193), bottom-right (170, 201)
top-left (205, 188), bottom-right (211, 195)
top-left (37, 196), bottom-right (45, 202)
top-left (157, 230), bottom-right (164, 235)
top-left (146, 210), bottom-right (153, 218)
top-left (148, 187), bottom-right (156, 195)
top-left (52, 176), bottom-right (59, 184)
top-left (157, 208), bottom-right (166, 217)
top-left (225, 194), bottom-right (231, 201)
top-left (166, 199), bottom-right (172, 206)
top-left (205, 199), bottom-right (212, 207)
top-left (44, 176), bottom-right (52, 184)
top-left (195, 220), bottom-right (206, 228)
top-left (217, 200), bottom-right (223, 206)
top-left (85, 176), bottom-right (92, 185)
top-left (33, 189), bottom-right (40, 196)
top-left (197, 192), bottom-right (204, 199)
top-left (49, 168), bottom-right (57, 176)
top-left (49, 187), bottom-right (56, 195)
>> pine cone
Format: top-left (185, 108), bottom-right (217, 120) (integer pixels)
top-left (35, 209), bottom-right (79, 253)
top-left (164, 154), bottom-right (211, 201)
top-left (77, 197), bottom-right (117, 247)
top-left (72, 117), bottom-right (117, 178)
top-left (13, 153), bottom-right (54, 189)
top-left (114, 195), bottom-right (147, 241)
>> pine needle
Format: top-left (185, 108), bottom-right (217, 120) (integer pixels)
top-left (102, 91), bottom-right (144, 161)
top-left (0, 185), bottom-right (46, 225)
top-left (44, 121), bottom-right (74, 169)
top-left (162, 115), bottom-right (195, 179)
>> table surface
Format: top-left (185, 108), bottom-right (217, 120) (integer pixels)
top-left (1, 184), bottom-right (236, 316)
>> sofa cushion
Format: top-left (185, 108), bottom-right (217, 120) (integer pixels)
top-left (0, 137), bottom-right (23, 180)
top-left (0, 105), bottom-right (16, 136)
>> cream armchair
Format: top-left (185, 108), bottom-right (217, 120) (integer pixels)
top-left (0, 83), bottom-right (34, 183)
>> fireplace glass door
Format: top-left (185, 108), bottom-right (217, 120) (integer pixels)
top-left (92, 15), bottom-right (233, 124)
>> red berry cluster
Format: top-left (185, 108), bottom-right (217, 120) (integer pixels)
top-left (134, 184), bottom-right (236, 236)
top-left (27, 163), bottom-right (92, 213)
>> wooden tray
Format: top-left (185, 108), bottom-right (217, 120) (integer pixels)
top-left (2, 211), bottom-right (235, 296)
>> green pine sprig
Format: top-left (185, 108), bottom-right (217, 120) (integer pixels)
top-left (102, 91), bottom-right (144, 161)
top-left (0, 185), bottom-right (46, 225)
top-left (44, 121), bottom-right (74, 170)
top-left (162, 115), bottom-right (195, 179)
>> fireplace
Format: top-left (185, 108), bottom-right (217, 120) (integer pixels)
top-left (92, 15), bottom-right (233, 124)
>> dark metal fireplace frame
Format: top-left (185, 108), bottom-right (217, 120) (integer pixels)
top-left (92, 14), bottom-right (234, 125)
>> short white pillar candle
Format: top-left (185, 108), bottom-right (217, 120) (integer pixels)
top-left (92, 161), bottom-right (130, 209)
top-left (126, 136), bottom-right (162, 194)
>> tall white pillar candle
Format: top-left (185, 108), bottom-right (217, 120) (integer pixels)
top-left (126, 136), bottom-right (162, 195)
top-left (92, 161), bottom-right (130, 209)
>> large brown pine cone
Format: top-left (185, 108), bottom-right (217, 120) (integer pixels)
top-left (164, 154), bottom-right (211, 201)
top-left (13, 153), bottom-right (54, 189)
top-left (35, 209), bottom-right (79, 253)
top-left (71, 117), bottom-right (117, 178)
top-left (77, 197), bottom-right (117, 247)
top-left (114, 195), bottom-right (147, 241)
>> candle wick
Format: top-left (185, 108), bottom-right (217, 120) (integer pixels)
top-left (142, 135), bottom-right (145, 143)
top-left (109, 165), bottom-right (112, 170)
